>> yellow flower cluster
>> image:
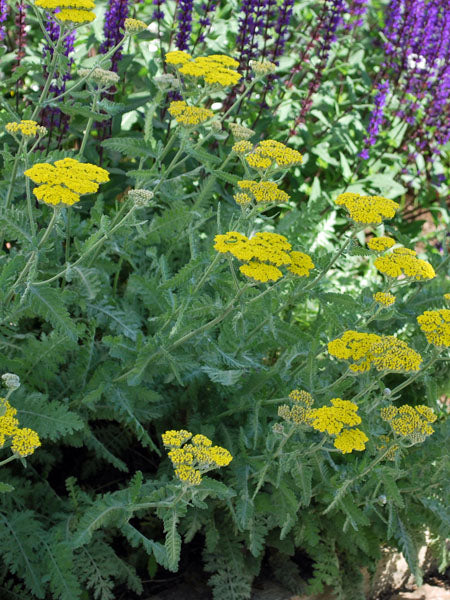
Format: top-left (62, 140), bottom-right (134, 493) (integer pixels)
top-left (124, 18), bottom-right (147, 32)
top-left (367, 236), bottom-right (396, 251)
top-left (213, 231), bottom-right (314, 283)
top-left (336, 192), bottom-right (399, 224)
top-left (369, 336), bottom-right (422, 372)
top-left (24, 158), bottom-right (109, 206)
top-left (373, 291), bottom-right (396, 307)
top-left (166, 52), bottom-right (241, 87)
top-left (5, 120), bottom-right (47, 138)
top-left (232, 140), bottom-right (253, 155)
top-left (0, 398), bottom-right (41, 457)
top-left (308, 398), bottom-right (361, 434)
top-left (229, 122), bottom-right (254, 140)
top-left (162, 429), bottom-right (232, 486)
top-left (289, 389), bottom-right (314, 407)
top-left (381, 404), bottom-right (436, 438)
top-left (168, 100), bottom-right (213, 126)
top-left (328, 330), bottom-right (422, 373)
top-left (35, 0), bottom-right (96, 22)
top-left (333, 428), bottom-right (369, 454)
top-left (374, 247), bottom-right (435, 280)
top-left (234, 180), bottom-right (290, 205)
top-left (279, 389), bottom-right (314, 425)
top-left (245, 140), bottom-right (303, 170)
top-left (417, 309), bottom-right (450, 347)
top-left (308, 398), bottom-right (368, 454)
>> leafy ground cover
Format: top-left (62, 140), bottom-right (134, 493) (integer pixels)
top-left (0, 0), bottom-right (449, 599)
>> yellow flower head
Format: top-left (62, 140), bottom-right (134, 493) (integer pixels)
top-left (278, 403), bottom-right (313, 425)
top-left (417, 309), bottom-right (450, 347)
top-left (249, 59), bottom-right (277, 75)
top-left (176, 54), bottom-right (241, 87)
top-left (246, 139), bottom-right (303, 170)
top-left (232, 141), bottom-right (253, 155)
top-left (288, 389), bottom-right (314, 407)
top-left (236, 180), bottom-right (290, 204)
top-left (373, 292), bottom-right (396, 307)
top-left (374, 248), bottom-right (436, 281)
top-left (0, 398), bottom-right (19, 443)
top-left (214, 231), bottom-right (252, 260)
top-left (367, 236), bottom-right (396, 251)
top-left (287, 251), bottom-right (315, 277)
top-left (385, 404), bottom-right (436, 438)
top-left (334, 428), bottom-right (368, 453)
top-left (336, 193), bottom-right (399, 224)
top-left (328, 330), bottom-right (381, 372)
top-left (239, 261), bottom-right (283, 283)
top-left (5, 120), bottom-right (47, 138)
top-left (11, 427), bottom-right (41, 457)
top-left (308, 398), bottom-right (361, 435)
top-left (369, 336), bottom-right (422, 372)
top-left (163, 429), bottom-right (232, 485)
top-left (168, 100), bottom-right (213, 126)
top-left (24, 158), bottom-right (109, 206)
top-left (165, 50), bottom-right (192, 65)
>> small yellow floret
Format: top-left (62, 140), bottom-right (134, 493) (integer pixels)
top-left (162, 429), bottom-right (192, 448)
top-left (246, 139), bottom-right (303, 170)
top-left (124, 18), bottom-right (147, 32)
top-left (5, 120), bottom-right (47, 138)
top-left (308, 398), bottom-right (361, 435)
top-left (287, 251), bottom-right (314, 277)
top-left (165, 50), bottom-right (192, 65)
top-left (239, 261), bottom-right (283, 283)
top-left (236, 180), bottom-right (290, 204)
top-left (232, 141), bottom-right (253, 155)
top-left (57, 8), bottom-right (96, 22)
top-left (288, 389), bottom-right (314, 407)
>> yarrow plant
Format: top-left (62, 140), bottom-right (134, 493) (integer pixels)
top-left (0, 3), bottom-right (448, 600)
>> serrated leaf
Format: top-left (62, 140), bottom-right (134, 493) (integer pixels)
top-left (56, 101), bottom-right (110, 121)
top-left (163, 511), bottom-right (181, 572)
top-left (201, 366), bottom-right (244, 386)
top-left (25, 286), bottom-right (79, 340)
top-left (102, 137), bottom-right (156, 158)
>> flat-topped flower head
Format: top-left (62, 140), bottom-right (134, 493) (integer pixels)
top-left (373, 291), bottom-right (396, 307)
top-left (124, 18), bottom-right (147, 32)
top-left (374, 247), bottom-right (435, 280)
top-left (163, 429), bottom-right (232, 486)
top-left (246, 139), bottom-right (303, 170)
top-left (382, 404), bottom-right (436, 438)
top-left (35, 0), bottom-right (96, 22)
top-left (367, 236), bottom-right (396, 251)
top-left (11, 428), bottom-right (41, 457)
top-left (169, 53), bottom-right (241, 87)
top-left (5, 120), bottom-right (47, 138)
top-left (369, 336), bottom-right (422, 372)
top-left (214, 232), bottom-right (253, 260)
top-left (287, 251), bottom-right (314, 277)
top-left (336, 192), bottom-right (399, 224)
top-left (417, 309), bottom-right (450, 347)
top-left (328, 330), bottom-right (381, 372)
top-left (334, 428), bottom-right (368, 453)
top-left (328, 330), bottom-right (421, 373)
top-left (0, 397), bottom-right (19, 444)
top-left (165, 51), bottom-right (192, 65)
top-left (235, 180), bottom-right (290, 204)
top-left (24, 158), bottom-right (109, 206)
top-left (232, 141), bottom-right (253, 155)
top-left (239, 261), bottom-right (283, 283)
top-left (168, 100), bottom-right (213, 126)
top-left (289, 389), bottom-right (314, 407)
top-left (308, 398), bottom-right (361, 435)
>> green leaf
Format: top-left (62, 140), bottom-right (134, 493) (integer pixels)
top-left (0, 483), bottom-right (14, 493)
top-left (25, 286), bottom-right (79, 340)
top-left (101, 137), bottom-right (156, 158)
top-left (163, 510), bottom-right (182, 572)
top-left (212, 169), bottom-right (242, 185)
top-left (201, 366), bottom-right (244, 386)
top-left (56, 102), bottom-right (110, 121)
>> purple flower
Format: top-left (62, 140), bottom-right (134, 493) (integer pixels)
top-left (360, 80), bottom-right (390, 158)
top-left (100, 0), bottom-right (129, 72)
top-left (0, 0), bottom-right (9, 41)
top-left (192, 0), bottom-right (218, 46)
top-left (175, 0), bottom-right (194, 50)
top-left (271, 0), bottom-right (294, 63)
top-left (345, 0), bottom-right (369, 30)
top-left (152, 0), bottom-right (165, 21)
top-left (15, 2), bottom-right (27, 69)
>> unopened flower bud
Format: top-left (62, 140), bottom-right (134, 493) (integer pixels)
top-left (154, 73), bottom-right (180, 90)
top-left (272, 423), bottom-right (285, 435)
top-left (2, 373), bottom-right (20, 390)
top-left (124, 18), bottom-right (147, 33)
top-left (210, 120), bottom-right (222, 132)
top-left (229, 122), bottom-right (255, 140)
top-left (249, 59), bottom-right (276, 75)
top-left (78, 67), bottom-right (120, 88)
top-left (384, 388), bottom-right (391, 396)
top-left (378, 495), bottom-right (387, 505)
top-left (128, 188), bottom-right (154, 207)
